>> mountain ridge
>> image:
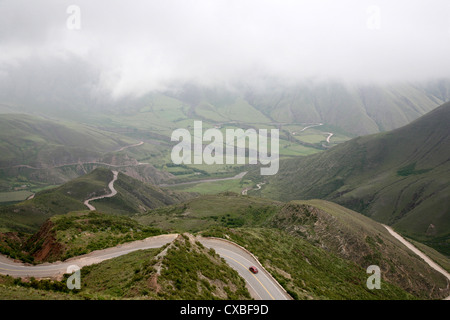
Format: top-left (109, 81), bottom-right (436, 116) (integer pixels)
top-left (259, 101), bottom-right (450, 255)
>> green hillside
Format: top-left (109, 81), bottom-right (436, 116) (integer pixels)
top-left (92, 171), bottom-right (196, 215)
top-left (1, 192), bottom-right (448, 299)
top-left (136, 193), bottom-right (449, 299)
top-left (0, 113), bottom-right (173, 192)
top-left (0, 211), bottom-right (163, 264)
top-left (0, 114), bottom-right (136, 168)
top-left (0, 168), bottom-right (193, 233)
top-left (260, 101), bottom-right (450, 255)
top-left (0, 234), bottom-right (251, 300)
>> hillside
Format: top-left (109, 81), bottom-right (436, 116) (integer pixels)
top-left (136, 193), bottom-right (449, 299)
top-left (0, 114), bottom-right (136, 169)
top-left (242, 79), bottom-right (450, 135)
top-left (259, 101), bottom-right (450, 255)
top-left (4, 79), bottom-right (450, 137)
top-left (1, 193), bottom-right (448, 299)
top-left (0, 168), bottom-right (194, 233)
top-left (0, 113), bottom-right (173, 193)
top-left (91, 171), bottom-right (195, 215)
top-left (0, 234), bottom-right (251, 300)
top-left (0, 211), bottom-right (163, 264)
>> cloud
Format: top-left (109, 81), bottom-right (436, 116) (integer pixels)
top-left (1, 0), bottom-right (450, 98)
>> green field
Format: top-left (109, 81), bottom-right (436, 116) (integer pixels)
top-left (167, 178), bottom-right (251, 195)
top-left (0, 191), bottom-right (33, 203)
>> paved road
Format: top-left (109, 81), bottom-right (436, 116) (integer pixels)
top-left (84, 170), bottom-right (118, 210)
top-left (0, 234), bottom-right (178, 278)
top-left (0, 233), bottom-right (289, 300)
top-left (198, 237), bottom-right (291, 300)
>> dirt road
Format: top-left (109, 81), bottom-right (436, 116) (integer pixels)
top-left (84, 170), bottom-right (118, 210)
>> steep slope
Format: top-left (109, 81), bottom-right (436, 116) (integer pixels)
top-left (3, 79), bottom-right (450, 138)
top-left (267, 200), bottom-right (449, 299)
top-left (169, 79), bottom-right (450, 136)
top-left (260, 101), bottom-right (450, 255)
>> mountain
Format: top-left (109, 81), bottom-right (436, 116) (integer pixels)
top-left (0, 168), bottom-right (194, 233)
top-left (2, 78), bottom-right (450, 138)
top-left (0, 114), bottom-right (134, 168)
top-left (0, 113), bottom-right (173, 191)
top-left (259, 101), bottom-right (450, 255)
top-left (242, 79), bottom-right (450, 135)
top-left (3, 193), bottom-right (449, 299)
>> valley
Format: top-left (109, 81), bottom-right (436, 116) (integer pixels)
top-left (0, 81), bottom-right (449, 301)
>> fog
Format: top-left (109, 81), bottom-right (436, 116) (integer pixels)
top-left (1, 0), bottom-right (450, 98)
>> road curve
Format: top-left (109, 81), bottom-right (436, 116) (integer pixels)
top-left (300, 123), bottom-right (323, 132)
top-left (198, 237), bottom-right (291, 300)
top-left (0, 233), bottom-right (290, 300)
top-left (0, 234), bottom-right (178, 278)
top-left (84, 170), bottom-right (118, 210)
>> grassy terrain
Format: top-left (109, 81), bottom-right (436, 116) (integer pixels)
top-left (135, 193), bottom-right (449, 299)
top-left (0, 191), bottom-right (33, 203)
top-left (0, 168), bottom-right (192, 233)
top-left (0, 275), bottom-right (79, 300)
top-left (0, 193), bottom-right (448, 300)
top-left (202, 227), bottom-right (415, 300)
top-left (134, 193), bottom-right (282, 233)
top-left (0, 113), bottom-right (143, 189)
top-left (261, 102), bottom-right (450, 256)
top-left (49, 211), bottom-right (163, 262)
top-left (166, 177), bottom-right (252, 195)
top-left (266, 200), bottom-right (449, 299)
top-left (91, 171), bottom-right (196, 215)
top-left (75, 234), bottom-right (250, 300)
top-left (0, 211), bottom-right (164, 263)
top-left (0, 234), bottom-right (251, 300)
top-left (0, 168), bottom-right (113, 233)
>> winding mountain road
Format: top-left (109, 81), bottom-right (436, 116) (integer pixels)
top-left (300, 123), bottom-right (323, 131)
top-left (198, 237), bottom-right (290, 300)
top-left (296, 123), bottom-right (334, 144)
top-left (83, 170), bottom-right (118, 210)
top-left (0, 234), bottom-right (178, 278)
top-left (325, 132), bottom-right (333, 143)
top-left (0, 234), bottom-right (290, 300)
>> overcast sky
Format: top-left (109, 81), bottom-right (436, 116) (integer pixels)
top-left (1, 0), bottom-right (450, 98)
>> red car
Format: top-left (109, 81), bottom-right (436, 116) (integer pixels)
top-left (249, 266), bottom-right (258, 274)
